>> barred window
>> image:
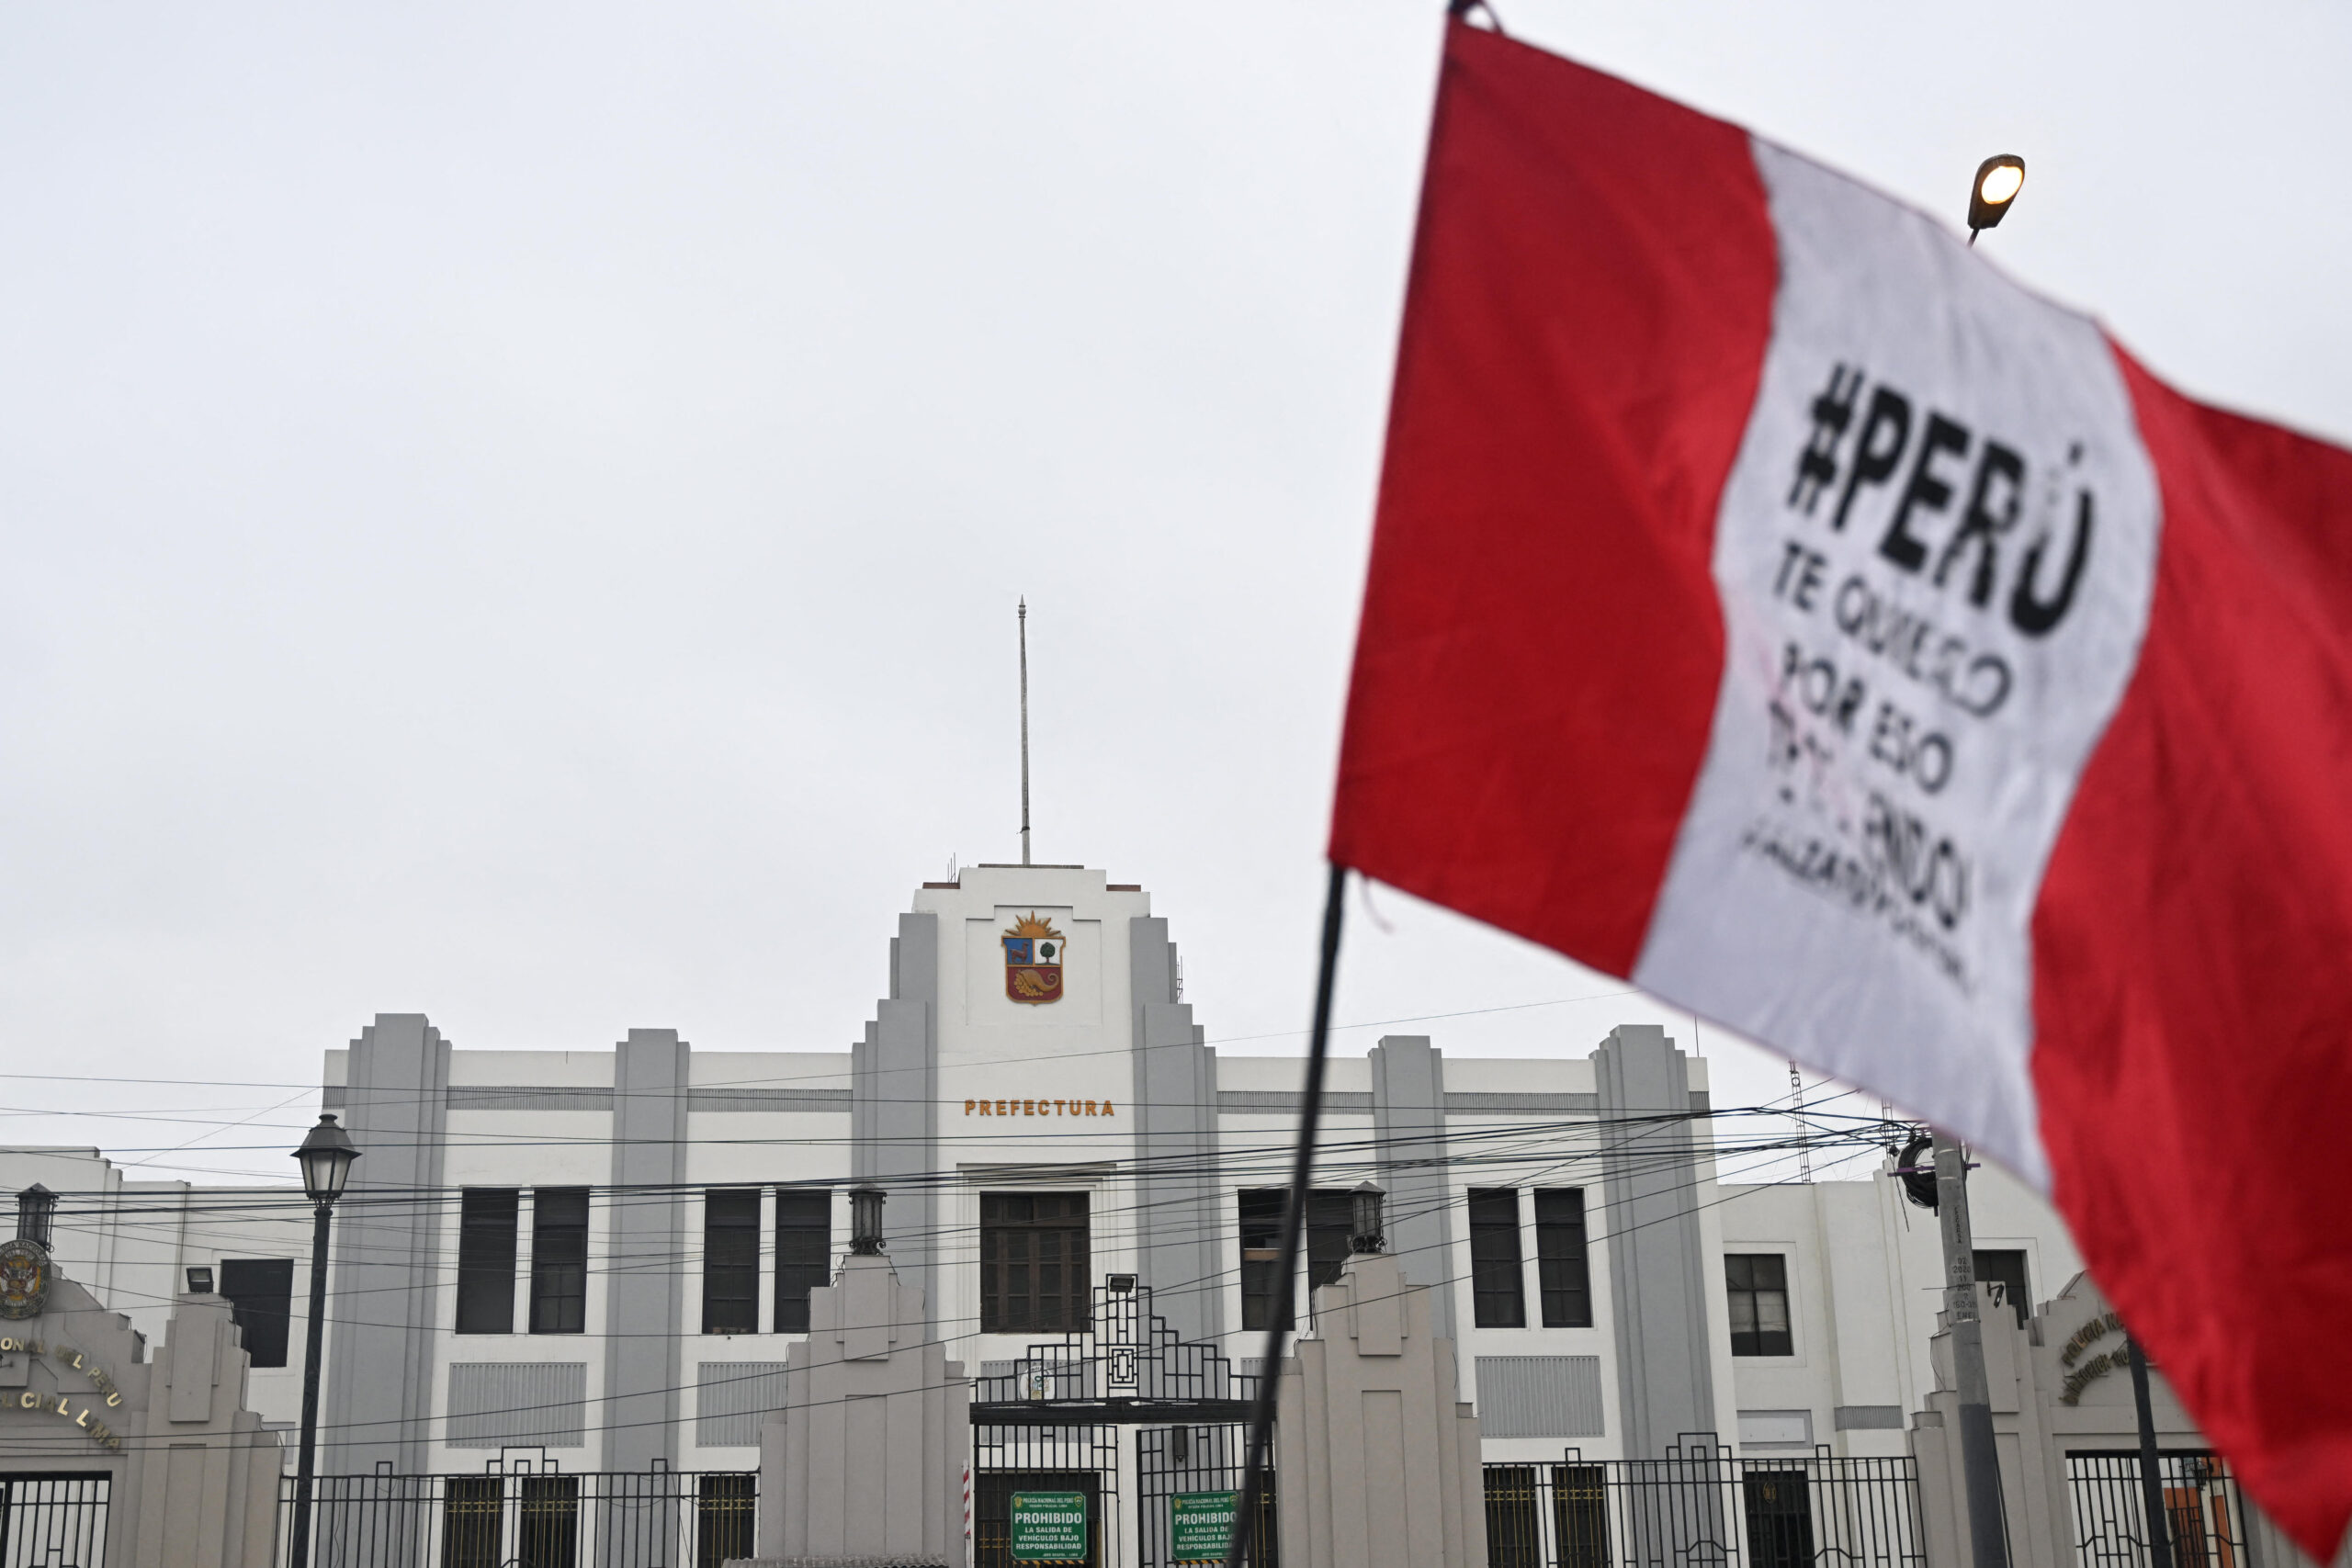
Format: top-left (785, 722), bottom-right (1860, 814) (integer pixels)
top-left (980, 1192), bottom-right (1090, 1333)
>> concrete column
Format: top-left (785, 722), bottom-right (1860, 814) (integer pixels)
top-left (1369, 1036), bottom-right (1456, 1344)
top-left (1131, 917), bottom-right (1225, 1345)
top-left (756, 1254), bottom-right (970, 1562)
top-left (129, 1288), bottom-right (285, 1568)
top-left (1595, 1023), bottom-right (1716, 1458)
top-left (854, 915), bottom-right (940, 1336)
top-left (324, 1013), bottom-right (450, 1474)
top-left (602, 1028), bottom-right (689, 1472)
top-left (1274, 1251), bottom-right (1486, 1568)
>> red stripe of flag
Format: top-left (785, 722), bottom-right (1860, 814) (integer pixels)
top-left (2034, 351), bottom-right (2352, 1552)
top-left (1330, 23), bottom-right (1773, 973)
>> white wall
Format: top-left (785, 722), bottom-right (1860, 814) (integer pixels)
top-left (1718, 1155), bottom-right (2085, 1460)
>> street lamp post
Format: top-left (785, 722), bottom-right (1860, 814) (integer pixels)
top-left (288, 1113), bottom-right (359, 1568)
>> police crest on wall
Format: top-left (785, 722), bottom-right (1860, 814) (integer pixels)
top-left (1002, 913), bottom-right (1066, 1005)
top-left (0, 1240), bottom-right (51, 1321)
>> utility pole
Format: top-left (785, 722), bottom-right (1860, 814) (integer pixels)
top-left (1018, 598), bottom-right (1031, 866)
top-left (1934, 1132), bottom-right (2010, 1568)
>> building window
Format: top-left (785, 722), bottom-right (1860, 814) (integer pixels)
top-left (703, 1190), bottom-right (760, 1336)
top-left (980, 1192), bottom-right (1090, 1333)
top-left (697, 1473), bottom-right (758, 1568)
top-left (1973, 1249), bottom-right (2030, 1328)
top-left (1726, 1254), bottom-right (1792, 1356)
top-left (444, 1476), bottom-right (503, 1568)
top-left (1469, 1188), bottom-right (1527, 1327)
top-left (519, 1475), bottom-right (581, 1568)
top-left (1238, 1190), bottom-right (1283, 1331)
top-left (1533, 1189), bottom-right (1592, 1328)
top-left (775, 1189), bottom-right (831, 1334)
top-left (456, 1189), bottom-right (519, 1335)
top-left (1238, 1189), bottom-right (1356, 1331)
top-left (530, 1189), bottom-right (590, 1335)
top-left (1305, 1190), bottom-right (1353, 1292)
top-left (218, 1258), bottom-right (295, 1369)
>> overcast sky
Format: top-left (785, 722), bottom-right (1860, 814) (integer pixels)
top-left (5, 2), bottom-right (2346, 1184)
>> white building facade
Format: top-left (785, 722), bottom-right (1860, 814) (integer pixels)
top-left (0, 860), bottom-right (2133, 1568)
top-left (266, 863), bottom-right (2079, 1480)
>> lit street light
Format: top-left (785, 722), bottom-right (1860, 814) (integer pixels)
top-left (288, 1113), bottom-right (359, 1568)
top-left (1967, 154), bottom-right (2027, 243)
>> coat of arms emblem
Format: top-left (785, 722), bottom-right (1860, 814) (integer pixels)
top-left (1002, 913), bottom-right (1066, 1005)
top-left (0, 1238), bottom-right (51, 1321)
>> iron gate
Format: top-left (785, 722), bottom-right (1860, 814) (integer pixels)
top-left (2066, 1450), bottom-right (2246, 1568)
top-left (0, 1473), bottom-right (108, 1568)
top-left (972, 1424), bottom-right (1121, 1568)
top-left (1136, 1424), bottom-right (1276, 1568)
top-left (975, 1279), bottom-right (1273, 1568)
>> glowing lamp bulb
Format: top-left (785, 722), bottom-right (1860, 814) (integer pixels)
top-left (1966, 153), bottom-right (2028, 236)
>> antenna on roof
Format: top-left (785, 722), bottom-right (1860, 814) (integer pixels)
top-left (1018, 599), bottom-right (1032, 866)
top-left (1790, 1059), bottom-right (1815, 1184)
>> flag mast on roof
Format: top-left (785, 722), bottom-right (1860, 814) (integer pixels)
top-left (1018, 598), bottom-right (1032, 866)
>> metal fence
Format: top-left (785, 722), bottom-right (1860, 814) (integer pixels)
top-left (1484, 1443), bottom-right (1925, 1568)
top-left (2066, 1450), bottom-right (2247, 1568)
top-left (279, 1465), bottom-right (755, 1568)
top-left (0, 1472), bottom-right (109, 1568)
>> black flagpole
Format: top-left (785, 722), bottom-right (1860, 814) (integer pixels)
top-left (1225, 862), bottom-right (1348, 1568)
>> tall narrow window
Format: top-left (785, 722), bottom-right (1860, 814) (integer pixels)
top-left (702, 1189), bottom-right (760, 1335)
top-left (775, 1189), bottom-right (831, 1334)
top-left (979, 1192), bottom-right (1090, 1333)
top-left (1533, 1189), bottom-right (1592, 1328)
top-left (529, 1189), bottom-right (590, 1335)
top-left (1726, 1254), bottom-right (1792, 1356)
top-left (1238, 1190), bottom-right (1285, 1331)
top-left (456, 1189), bottom-right (519, 1335)
top-left (218, 1258), bottom-right (296, 1368)
top-left (1238, 1189), bottom-right (1356, 1330)
top-left (1469, 1188), bottom-right (1527, 1327)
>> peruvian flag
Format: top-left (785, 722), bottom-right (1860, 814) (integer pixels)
top-left (1332, 17), bottom-right (2352, 1557)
